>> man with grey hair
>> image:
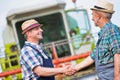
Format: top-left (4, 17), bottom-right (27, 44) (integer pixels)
top-left (66, 0), bottom-right (120, 80)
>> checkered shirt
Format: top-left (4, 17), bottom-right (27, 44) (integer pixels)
top-left (90, 22), bottom-right (120, 64)
top-left (20, 41), bottom-right (48, 80)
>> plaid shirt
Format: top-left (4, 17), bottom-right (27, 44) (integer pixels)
top-left (20, 41), bottom-right (48, 80)
top-left (90, 22), bottom-right (120, 64)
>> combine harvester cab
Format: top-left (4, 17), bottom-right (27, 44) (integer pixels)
top-left (1, 0), bottom-right (95, 79)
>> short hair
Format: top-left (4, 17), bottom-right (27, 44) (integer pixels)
top-left (105, 13), bottom-right (112, 19)
top-left (97, 11), bottom-right (112, 20)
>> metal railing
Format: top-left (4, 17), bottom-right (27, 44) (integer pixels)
top-left (0, 41), bottom-right (91, 77)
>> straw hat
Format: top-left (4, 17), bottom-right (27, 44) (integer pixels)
top-left (91, 0), bottom-right (115, 14)
top-left (21, 19), bottom-right (43, 34)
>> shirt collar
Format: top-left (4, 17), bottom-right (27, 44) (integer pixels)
top-left (25, 41), bottom-right (48, 59)
top-left (25, 41), bottom-right (43, 49)
top-left (98, 21), bottom-right (111, 38)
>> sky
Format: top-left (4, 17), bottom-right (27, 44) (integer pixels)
top-left (0, 0), bottom-right (120, 50)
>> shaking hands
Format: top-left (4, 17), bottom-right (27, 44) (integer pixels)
top-left (62, 65), bottom-right (77, 76)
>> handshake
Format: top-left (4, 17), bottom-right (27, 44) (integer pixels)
top-left (60, 65), bottom-right (78, 76)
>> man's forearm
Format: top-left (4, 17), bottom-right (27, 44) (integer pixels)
top-left (33, 66), bottom-right (65, 76)
top-left (114, 53), bottom-right (120, 80)
top-left (75, 56), bottom-right (94, 71)
top-left (33, 65), bottom-right (74, 77)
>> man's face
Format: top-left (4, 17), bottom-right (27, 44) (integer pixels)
top-left (27, 26), bottom-right (43, 41)
top-left (92, 10), bottom-right (101, 26)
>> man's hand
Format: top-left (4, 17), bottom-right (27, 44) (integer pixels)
top-left (64, 65), bottom-right (76, 76)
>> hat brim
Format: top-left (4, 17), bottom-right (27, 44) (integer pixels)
top-left (22, 23), bottom-right (43, 34)
top-left (90, 8), bottom-right (114, 14)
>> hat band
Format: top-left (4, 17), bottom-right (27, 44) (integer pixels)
top-left (94, 6), bottom-right (107, 10)
top-left (22, 23), bottom-right (41, 34)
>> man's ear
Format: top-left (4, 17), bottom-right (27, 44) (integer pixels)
top-left (26, 31), bottom-right (30, 37)
top-left (26, 31), bottom-right (28, 35)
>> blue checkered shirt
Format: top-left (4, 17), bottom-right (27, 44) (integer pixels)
top-left (90, 22), bottom-right (120, 64)
top-left (20, 41), bottom-right (48, 80)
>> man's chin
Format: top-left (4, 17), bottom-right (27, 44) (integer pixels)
top-left (39, 37), bottom-right (43, 40)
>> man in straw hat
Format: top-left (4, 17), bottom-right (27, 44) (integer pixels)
top-left (66, 0), bottom-right (120, 80)
top-left (20, 19), bottom-right (75, 80)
